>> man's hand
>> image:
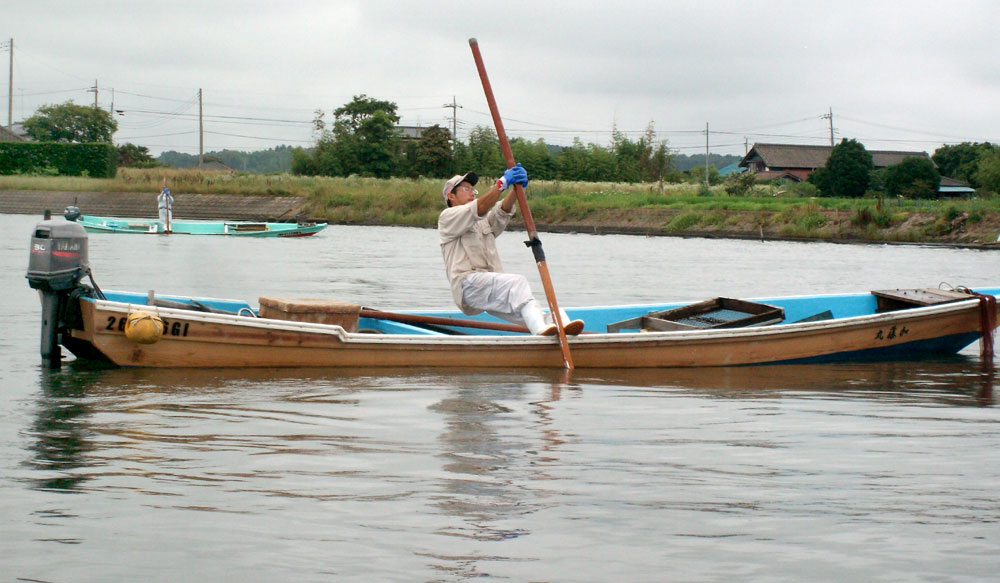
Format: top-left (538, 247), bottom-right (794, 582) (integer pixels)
top-left (498, 163), bottom-right (528, 191)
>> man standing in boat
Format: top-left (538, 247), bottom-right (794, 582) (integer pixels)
top-left (157, 185), bottom-right (174, 233)
top-left (438, 164), bottom-right (584, 336)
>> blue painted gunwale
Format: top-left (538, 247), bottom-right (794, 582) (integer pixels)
top-left (76, 215), bottom-right (327, 237)
top-left (96, 287), bottom-right (1000, 347)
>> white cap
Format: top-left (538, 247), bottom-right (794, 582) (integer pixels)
top-left (442, 171), bottom-right (479, 204)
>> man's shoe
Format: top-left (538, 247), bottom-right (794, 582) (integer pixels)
top-left (539, 320), bottom-right (585, 336)
top-left (563, 319), bottom-right (585, 335)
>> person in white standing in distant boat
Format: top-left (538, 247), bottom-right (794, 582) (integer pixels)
top-left (157, 185), bottom-right (174, 230)
top-left (438, 164), bottom-right (584, 336)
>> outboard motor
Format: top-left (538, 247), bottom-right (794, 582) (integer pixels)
top-left (26, 216), bottom-right (90, 367)
top-left (64, 205), bottom-right (81, 221)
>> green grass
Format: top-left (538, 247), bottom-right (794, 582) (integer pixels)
top-left (3, 168), bottom-right (999, 244)
top-left (666, 211), bottom-right (702, 232)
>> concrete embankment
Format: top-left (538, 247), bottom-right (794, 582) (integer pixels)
top-left (0, 190), bottom-right (310, 221)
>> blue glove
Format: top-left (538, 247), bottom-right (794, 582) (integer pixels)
top-left (498, 163), bottom-right (528, 191)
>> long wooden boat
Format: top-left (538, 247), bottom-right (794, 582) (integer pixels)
top-left (27, 218), bottom-right (999, 369)
top-left (44, 286), bottom-right (997, 369)
top-left (73, 214), bottom-right (327, 237)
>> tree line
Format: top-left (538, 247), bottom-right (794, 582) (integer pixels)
top-left (290, 95), bottom-right (677, 183)
top-left (16, 99), bottom-right (741, 184)
top-left (158, 146), bottom-right (295, 173)
top-left (807, 138), bottom-right (1000, 198)
top-left (17, 99), bottom-right (1000, 196)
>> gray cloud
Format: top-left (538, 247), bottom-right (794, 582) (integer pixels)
top-left (3, 0), bottom-right (997, 156)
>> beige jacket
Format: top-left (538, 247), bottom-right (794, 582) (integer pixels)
top-left (438, 199), bottom-right (515, 314)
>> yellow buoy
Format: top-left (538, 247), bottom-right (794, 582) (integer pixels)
top-left (124, 312), bottom-right (164, 344)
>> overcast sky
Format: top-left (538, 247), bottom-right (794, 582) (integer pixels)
top-left (4, 0), bottom-right (999, 159)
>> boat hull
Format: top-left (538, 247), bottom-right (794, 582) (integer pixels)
top-left (66, 295), bottom-right (994, 369)
top-left (76, 216), bottom-right (327, 237)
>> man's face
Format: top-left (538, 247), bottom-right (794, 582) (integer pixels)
top-left (449, 181), bottom-right (478, 206)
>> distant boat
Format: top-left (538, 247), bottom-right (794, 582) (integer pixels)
top-left (67, 210), bottom-right (326, 238)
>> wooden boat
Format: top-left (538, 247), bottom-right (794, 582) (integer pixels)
top-left (28, 218), bottom-right (999, 369)
top-left (45, 285), bottom-right (1000, 369)
top-left (72, 214), bottom-right (327, 237)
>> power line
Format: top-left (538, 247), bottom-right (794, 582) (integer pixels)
top-left (115, 130), bottom-right (198, 140)
top-left (837, 114), bottom-right (980, 142)
top-left (204, 130), bottom-right (313, 143)
top-left (122, 108), bottom-right (312, 125)
top-left (12, 87), bottom-right (89, 97)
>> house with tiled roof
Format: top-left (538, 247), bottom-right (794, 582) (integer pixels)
top-left (0, 125), bottom-right (26, 142)
top-left (938, 176), bottom-right (975, 197)
top-left (739, 143), bottom-right (931, 182)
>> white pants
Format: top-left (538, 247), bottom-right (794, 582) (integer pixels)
top-left (461, 272), bottom-right (568, 334)
top-left (159, 208), bottom-right (172, 224)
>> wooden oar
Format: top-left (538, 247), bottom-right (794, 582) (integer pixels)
top-left (469, 38), bottom-right (574, 369)
top-left (360, 308), bottom-right (530, 334)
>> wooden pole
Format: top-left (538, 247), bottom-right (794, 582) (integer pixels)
top-left (198, 89), bottom-right (204, 168)
top-left (7, 38), bottom-right (12, 130)
top-left (360, 309), bottom-right (530, 334)
top-left (468, 38), bottom-right (574, 369)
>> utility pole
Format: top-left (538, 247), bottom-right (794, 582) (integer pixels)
top-left (89, 79), bottom-right (98, 108)
top-left (822, 107), bottom-right (834, 146)
top-left (198, 88), bottom-right (203, 167)
top-left (4, 38), bottom-right (11, 130)
top-left (442, 95), bottom-right (462, 144)
top-left (705, 122), bottom-right (710, 188)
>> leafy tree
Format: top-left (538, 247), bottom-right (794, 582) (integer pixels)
top-left (554, 139), bottom-right (590, 181)
top-left (353, 109), bottom-right (399, 178)
top-left (638, 124), bottom-right (674, 183)
top-left (724, 171), bottom-right (757, 196)
top-left (290, 147), bottom-right (319, 175)
top-left (328, 96), bottom-right (401, 177)
top-left (807, 166), bottom-right (831, 195)
top-left (688, 165), bottom-right (722, 185)
top-left (975, 150), bottom-right (1000, 193)
top-left (294, 95), bottom-right (401, 177)
top-left (309, 136), bottom-right (349, 176)
top-left (159, 145), bottom-right (295, 172)
top-left (311, 109), bottom-right (326, 134)
top-left (510, 137), bottom-right (556, 180)
top-left (333, 95), bottom-right (400, 134)
top-left (552, 138), bottom-right (624, 182)
top-left (670, 152), bottom-right (741, 172)
top-left (451, 141), bottom-right (471, 175)
top-left (117, 143), bottom-right (160, 168)
top-left (883, 156), bottom-right (940, 199)
top-left (585, 143), bottom-right (618, 181)
top-left (465, 126), bottom-right (505, 176)
top-left (409, 124), bottom-right (453, 178)
top-left (612, 129), bottom-right (642, 182)
top-left (932, 142), bottom-right (998, 186)
top-left (23, 101), bottom-right (118, 143)
top-left (809, 138), bottom-right (872, 197)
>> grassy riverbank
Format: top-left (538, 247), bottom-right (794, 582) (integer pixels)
top-left (2, 168), bottom-right (999, 246)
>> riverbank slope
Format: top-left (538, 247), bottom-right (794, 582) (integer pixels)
top-left (4, 188), bottom-right (998, 249)
top-left (2, 168), bottom-right (998, 248)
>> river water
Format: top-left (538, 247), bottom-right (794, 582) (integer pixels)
top-left (2, 212), bottom-right (999, 582)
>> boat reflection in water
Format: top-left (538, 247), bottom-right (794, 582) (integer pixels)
top-left (19, 346), bottom-right (997, 580)
top-left (26, 356), bottom-right (994, 498)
